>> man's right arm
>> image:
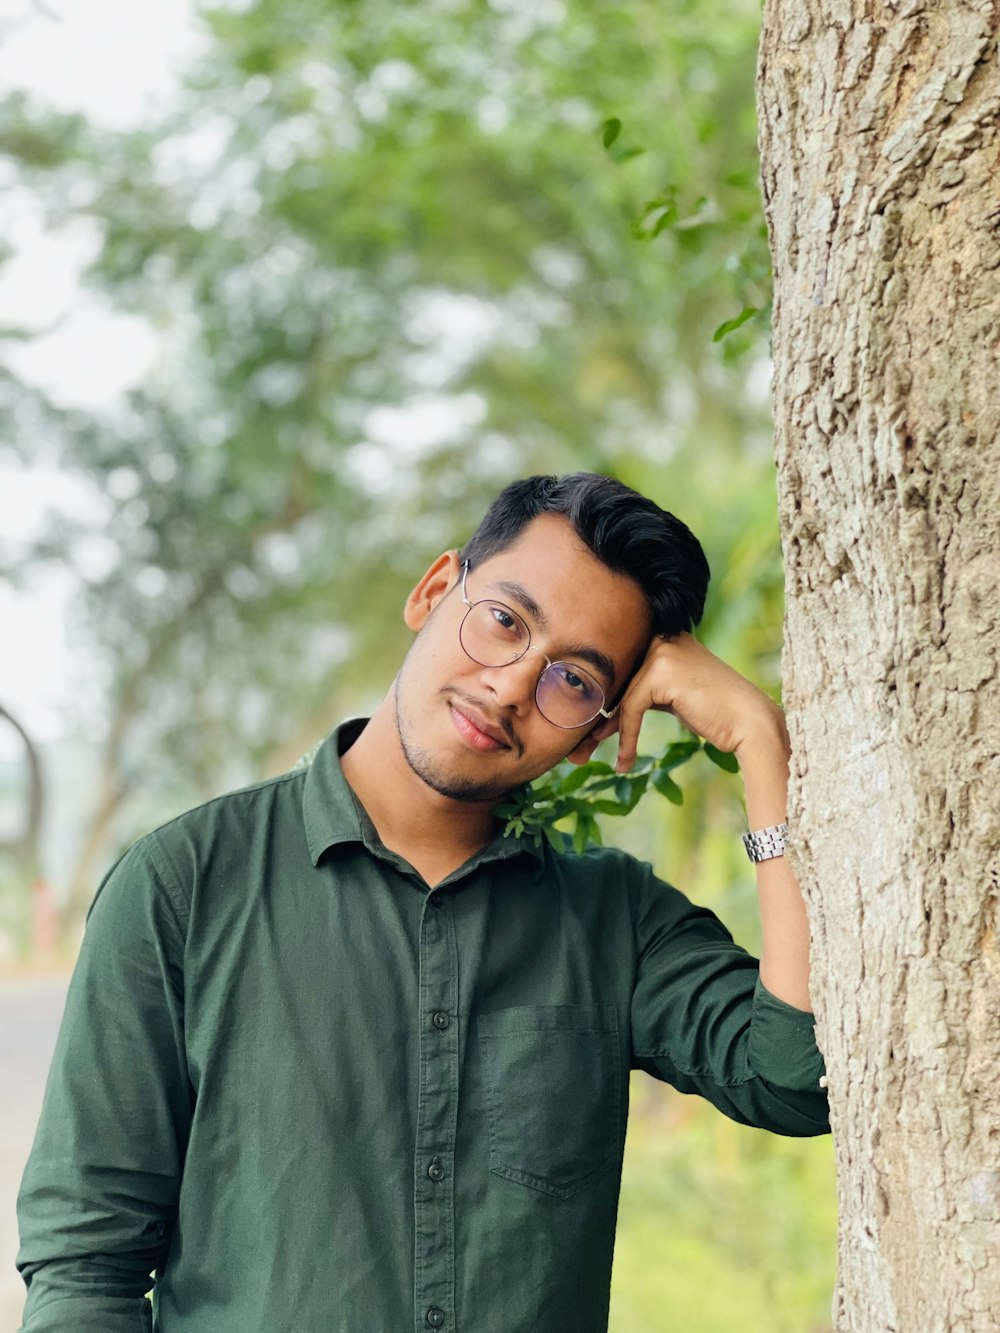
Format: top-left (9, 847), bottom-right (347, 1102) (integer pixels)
top-left (16, 840), bottom-right (193, 1332)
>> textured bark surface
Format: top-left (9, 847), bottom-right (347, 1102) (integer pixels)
top-left (758, 3), bottom-right (1000, 1329)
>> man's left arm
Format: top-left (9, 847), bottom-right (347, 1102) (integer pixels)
top-left (585, 632), bottom-right (812, 1012)
top-left (735, 706), bottom-right (811, 1011)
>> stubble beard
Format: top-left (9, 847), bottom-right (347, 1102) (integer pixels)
top-left (393, 669), bottom-right (518, 806)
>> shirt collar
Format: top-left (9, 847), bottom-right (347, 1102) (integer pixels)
top-left (301, 718), bottom-right (545, 872)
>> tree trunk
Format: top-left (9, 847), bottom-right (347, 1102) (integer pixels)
top-left (758, 3), bottom-right (1000, 1329)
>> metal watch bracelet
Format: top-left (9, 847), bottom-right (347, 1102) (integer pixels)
top-left (741, 821), bottom-right (787, 863)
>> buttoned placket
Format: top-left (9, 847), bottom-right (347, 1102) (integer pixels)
top-left (413, 886), bottom-right (459, 1332)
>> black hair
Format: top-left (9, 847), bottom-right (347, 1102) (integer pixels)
top-left (459, 473), bottom-right (710, 637)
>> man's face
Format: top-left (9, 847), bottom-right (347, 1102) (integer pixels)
top-left (393, 514), bottom-right (652, 803)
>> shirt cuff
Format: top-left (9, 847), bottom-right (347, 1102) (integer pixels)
top-left (747, 974), bottom-right (826, 1092)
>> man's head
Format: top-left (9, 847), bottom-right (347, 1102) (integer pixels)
top-left (392, 473), bottom-right (710, 804)
top-left (459, 473), bottom-right (710, 639)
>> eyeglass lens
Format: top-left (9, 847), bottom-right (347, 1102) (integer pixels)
top-left (459, 600), bottom-right (606, 728)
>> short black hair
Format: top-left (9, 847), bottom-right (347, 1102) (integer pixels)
top-left (459, 473), bottom-right (710, 638)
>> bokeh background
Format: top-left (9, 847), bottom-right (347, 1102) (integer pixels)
top-left (0, 1), bottom-right (836, 1328)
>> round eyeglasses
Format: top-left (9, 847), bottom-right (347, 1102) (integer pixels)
top-left (458, 563), bottom-right (619, 730)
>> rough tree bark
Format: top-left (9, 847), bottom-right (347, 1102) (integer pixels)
top-left (758, 3), bottom-right (1000, 1329)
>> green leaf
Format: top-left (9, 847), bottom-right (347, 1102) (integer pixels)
top-left (561, 764), bottom-right (598, 793)
top-left (704, 742), bottom-right (740, 773)
top-left (610, 145), bottom-right (645, 165)
top-left (573, 814), bottom-right (589, 855)
top-left (659, 739), bottom-right (702, 772)
top-left (652, 770), bottom-right (684, 805)
top-left (631, 191), bottom-right (678, 240)
top-left (601, 117), bottom-right (622, 148)
top-left (543, 823), bottom-right (565, 852)
top-left (589, 798), bottom-right (630, 815)
top-left (712, 305), bottom-right (759, 343)
top-left (651, 202), bottom-right (678, 236)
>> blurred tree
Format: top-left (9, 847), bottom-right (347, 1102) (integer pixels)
top-left (0, 6), bottom-right (840, 1328)
top-left (1, 0), bottom-right (773, 914)
top-left (0, 704), bottom-right (43, 886)
top-left (0, 702), bottom-right (47, 951)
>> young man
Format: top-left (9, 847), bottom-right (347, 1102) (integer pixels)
top-left (17, 473), bottom-right (828, 1333)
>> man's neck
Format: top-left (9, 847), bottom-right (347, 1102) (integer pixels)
top-left (339, 696), bottom-right (500, 887)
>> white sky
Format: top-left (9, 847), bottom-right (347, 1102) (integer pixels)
top-left (0, 0), bottom-right (200, 757)
top-left (0, 0), bottom-right (201, 127)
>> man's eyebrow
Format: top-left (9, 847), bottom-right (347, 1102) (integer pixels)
top-left (560, 643), bottom-right (617, 689)
top-left (493, 581), bottom-right (549, 631)
top-left (490, 580), bottom-right (617, 688)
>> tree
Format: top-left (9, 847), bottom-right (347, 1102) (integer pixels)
top-left (759, 4), bottom-right (999, 1328)
top-left (0, 702), bottom-right (55, 953)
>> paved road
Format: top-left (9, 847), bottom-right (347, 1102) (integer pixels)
top-left (0, 974), bottom-right (70, 1333)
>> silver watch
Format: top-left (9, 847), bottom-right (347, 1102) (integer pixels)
top-left (742, 822), bottom-right (787, 863)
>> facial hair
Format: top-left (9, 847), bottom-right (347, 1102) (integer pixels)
top-left (394, 674), bottom-right (520, 804)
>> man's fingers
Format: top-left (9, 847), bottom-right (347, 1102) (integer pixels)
top-left (614, 703), bottom-right (644, 772)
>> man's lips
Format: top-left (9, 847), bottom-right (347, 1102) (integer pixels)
top-left (449, 703), bottom-right (511, 753)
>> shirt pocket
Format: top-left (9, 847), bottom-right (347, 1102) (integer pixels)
top-left (477, 1003), bottom-right (623, 1200)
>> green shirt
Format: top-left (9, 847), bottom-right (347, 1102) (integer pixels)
top-left (17, 719), bottom-right (828, 1333)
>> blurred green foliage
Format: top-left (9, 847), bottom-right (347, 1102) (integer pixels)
top-left (613, 1075), bottom-right (836, 1331)
top-left (0, 1), bottom-right (834, 1326)
top-left (1, 0), bottom-right (775, 814)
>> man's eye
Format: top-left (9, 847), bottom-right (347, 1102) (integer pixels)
top-left (490, 607), bottom-right (518, 632)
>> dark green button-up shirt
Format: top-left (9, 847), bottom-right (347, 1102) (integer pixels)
top-left (17, 720), bottom-right (828, 1333)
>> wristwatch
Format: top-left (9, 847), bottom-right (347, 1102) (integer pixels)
top-left (742, 822), bottom-right (787, 863)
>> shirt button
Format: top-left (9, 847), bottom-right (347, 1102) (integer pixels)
top-left (426, 1307), bottom-right (446, 1328)
top-left (428, 892), bottom-right (442, 909)
top-left (427, 1158), bottom-right (445, 1182)
top-left (432, 1010), bottom-right (450, 1031)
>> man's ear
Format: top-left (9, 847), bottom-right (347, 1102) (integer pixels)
top-left (564, 716), bottom-right (618, 767)
top-left (564, 735), bottom-right (601, 767)
top-left (404, 550), bottom-right (462, 631)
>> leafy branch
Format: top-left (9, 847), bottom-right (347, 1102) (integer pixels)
top-left (599, 114), bottom-right (770, 346)
top-left (495, 737), bottom-right (739, 853)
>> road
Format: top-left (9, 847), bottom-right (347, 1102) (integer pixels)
top-left (0, 974), bottom-right (70, 1333)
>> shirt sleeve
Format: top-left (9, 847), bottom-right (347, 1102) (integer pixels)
top-left (629, 865), bottom-right (829, 1137)
top-left (16, 838), bottom-right (193, 1331)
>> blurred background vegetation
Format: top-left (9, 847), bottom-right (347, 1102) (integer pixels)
top-left (0, 0), bottom-right (835, 1328)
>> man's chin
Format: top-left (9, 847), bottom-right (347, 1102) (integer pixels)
top-left (397, 720), bottom-right (521, 804)
top-left (405, 749), bottom-right (516, 804)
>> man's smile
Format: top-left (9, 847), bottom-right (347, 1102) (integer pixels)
top-left (445, 693), bottom-right (523, 755)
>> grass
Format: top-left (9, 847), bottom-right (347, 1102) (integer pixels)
top-left (609, 1073), bottom-right (837, 1332)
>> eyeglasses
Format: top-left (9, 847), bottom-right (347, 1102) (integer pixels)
top-left (458, 563), bottom-right (619, 730)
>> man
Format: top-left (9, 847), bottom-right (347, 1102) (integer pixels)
top-left (17, 473), bottom-right (828, 1332)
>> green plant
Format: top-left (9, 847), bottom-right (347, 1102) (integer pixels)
top-left (496, 736), bottom-right (739, 852)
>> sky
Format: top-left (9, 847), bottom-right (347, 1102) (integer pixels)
top-left (0, 0), bottom-right (200, 755)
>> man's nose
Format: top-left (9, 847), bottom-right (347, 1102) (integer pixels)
top-left (478, 648), bottom-right (547, 713)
